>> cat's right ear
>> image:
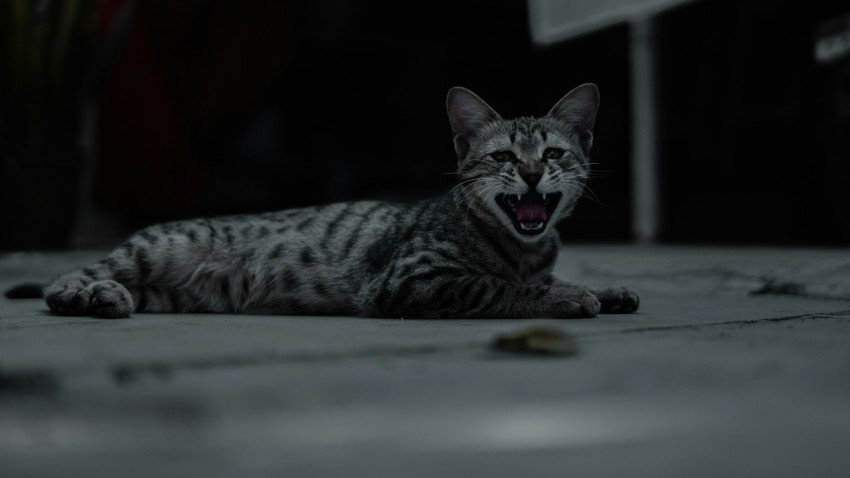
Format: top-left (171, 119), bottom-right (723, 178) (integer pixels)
top-left (446, 87), bottom-right (501, 160)
top-left (546, 83), bottom-right (600, 154)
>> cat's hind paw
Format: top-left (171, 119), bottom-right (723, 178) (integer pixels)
top-left (44, 277), bottom-right (92, 316)
top-left (44, 276), bottom-right (134, 318)
top-left (88, 280), bottom-right (134, 318)
top-left (593, 287), bottom-right (640, 314)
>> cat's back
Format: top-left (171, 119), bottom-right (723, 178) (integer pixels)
top-left (192, 199), bottom-right (406, 261)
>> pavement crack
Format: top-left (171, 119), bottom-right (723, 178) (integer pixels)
top-left (580, 265), bottom-right (850, 301)
top-left (581, 309), bottom-right (850, 337)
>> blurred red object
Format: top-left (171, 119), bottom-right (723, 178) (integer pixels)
top-left (93, 0), bottom-right (294, 220)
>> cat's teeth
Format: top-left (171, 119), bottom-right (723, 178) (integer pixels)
top-left (516, 194), bottom-right (522, 202)
top-left (520, 221), bottom-right (544, 231)
top-left (542, 193), bottom-right (547, 201)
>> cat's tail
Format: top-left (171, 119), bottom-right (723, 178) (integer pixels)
top-left (4, 283), bottom-right (45, 299)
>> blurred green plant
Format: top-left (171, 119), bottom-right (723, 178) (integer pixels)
top-left (2, 0), bottom-right (97, 156)
top-left (1, 0), bottom-right (99, 249)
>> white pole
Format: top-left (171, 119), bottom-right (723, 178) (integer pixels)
top-left (630, 17), bottom-right (660, 243)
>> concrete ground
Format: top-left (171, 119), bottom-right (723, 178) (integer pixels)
top-left (1, 245), bottom-right (850, 477)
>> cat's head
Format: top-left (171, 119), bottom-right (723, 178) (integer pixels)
top-left (446, 84), bottom-right (599, 243)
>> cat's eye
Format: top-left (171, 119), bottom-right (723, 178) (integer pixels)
top-left (491, 151), bottom-right (518, 163)
top-left (543, 148), bottom-right (565, 160)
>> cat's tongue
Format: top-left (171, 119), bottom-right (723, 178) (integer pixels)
top-left (516, 202), bottom-right (548, 222)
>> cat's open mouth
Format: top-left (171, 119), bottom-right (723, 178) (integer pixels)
top-left (496, 192), bottom-right (562, 236)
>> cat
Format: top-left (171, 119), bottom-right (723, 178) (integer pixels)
top-left (43, 84), bottom-right (639, 319)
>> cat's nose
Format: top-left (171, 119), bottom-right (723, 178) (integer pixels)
top-left (518, 162), bottom-right (544, 189)
top-left (520, 171), bottom-right (542, 189)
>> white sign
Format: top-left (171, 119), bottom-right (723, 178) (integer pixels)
top-left (528, 0), bottom-right (696, 44)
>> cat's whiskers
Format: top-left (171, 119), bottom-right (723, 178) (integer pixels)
top-left (450, 175), bottom-right (490, 196)
top-left (475, 182), bottom-right (507, 223)
top-left (563, 180), bottom-right (602, 205)
top-left (578, 161), bottom-right (609, 179)
top-left (459, 177), bottom-right (502, 232)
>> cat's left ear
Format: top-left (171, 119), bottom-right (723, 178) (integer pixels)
top-left (547, 83), bottom-right (600, 153)
top-left (446, 87), bottom-right (502, 160)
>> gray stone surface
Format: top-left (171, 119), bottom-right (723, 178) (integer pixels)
top-left (2, 246), bottom-right (850, 477)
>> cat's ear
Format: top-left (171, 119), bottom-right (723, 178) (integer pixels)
top-left (446, 87), bottom-right (502, 159)
top-left (547, 83), bottom-right (600, 153)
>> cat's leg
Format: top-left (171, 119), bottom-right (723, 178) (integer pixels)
top-left (45, 260), bottom-right (198, 318)
top-left (549, 278), bottom-right (639, 314)
top-left (45, 227), bottom-right (182, 318)
top-left (45, 242), bottom-right (146, 318)
top-left (46, 220), bottom-right (224, 317)
top-left (45, 271), bottom-right (198, 317)
top-left (360, 273), bottom-right (601, 319)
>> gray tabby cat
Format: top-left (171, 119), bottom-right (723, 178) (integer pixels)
top-left (44, 84), bottom-right (639, 319)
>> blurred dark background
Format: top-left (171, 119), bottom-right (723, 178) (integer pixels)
top-left (1, 0), bottom-right (849, 250)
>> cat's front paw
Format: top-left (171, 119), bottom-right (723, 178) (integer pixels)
top-left (592, 287), bottom-right (640, 314)
top-left (550, 285), bottom-right (600, 318)
top-left (88, 280), bottom-right (134, 318)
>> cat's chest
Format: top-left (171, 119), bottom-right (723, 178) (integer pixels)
top-left (515, 250), bottom-right (556, 283)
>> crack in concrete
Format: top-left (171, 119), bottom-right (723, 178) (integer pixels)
top-left (579, 265), bottom-right (850, 301)
top-left (579, 309), bottom-right (850, 337)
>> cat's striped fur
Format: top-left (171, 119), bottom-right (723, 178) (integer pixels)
top-left (45, 84), bottom-right (639, 319)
